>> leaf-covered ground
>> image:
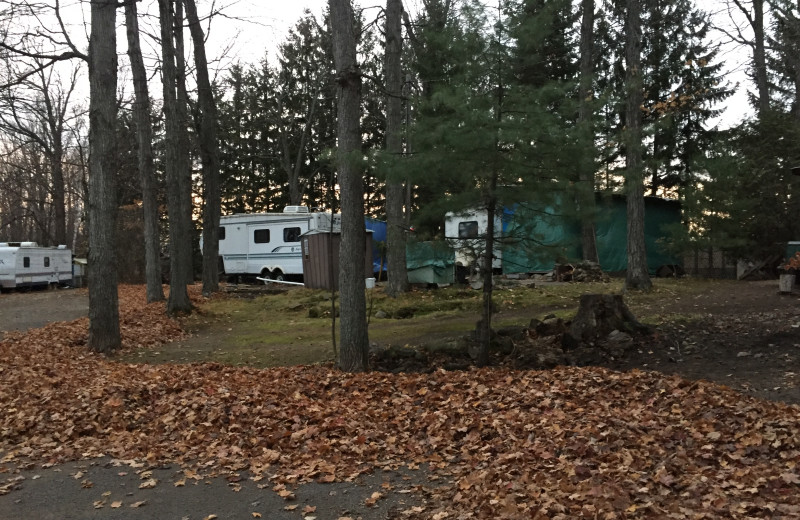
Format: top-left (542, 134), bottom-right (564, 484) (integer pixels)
top-left (1, 285), bottom-right (799, 519)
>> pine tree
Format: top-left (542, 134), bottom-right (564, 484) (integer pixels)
top-left (409, 0), bottom-right (575, 363)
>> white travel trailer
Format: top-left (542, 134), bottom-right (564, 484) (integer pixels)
top-left (217, 206), bottom-right (341, 281)
top-left (444, 209), bottom-right (503, 273)
top-left (0, 242), bottom-right (73, 290)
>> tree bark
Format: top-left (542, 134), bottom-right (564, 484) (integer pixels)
top-left (753, 0), bottom-right (770, 117)
top-left (577, 0), bottom-right (598, 263)
top-left (125, 0), bottom-right (164, 303)
top-left (87, 0), bottom-right (121, 353)
top-left (174, 0), bottom-right (194, 289)
top-left (329, 0), bottom-right (369, 372)
top-left (184, 0), bottom-right (221, 296)
top-left (476, 189), bottom-right (497, 368)
top-left (158, 0), bottom-right (192, 313)
top-left (624, 0), bottom-right (651, 291)
top-left (384, 0), bottom-right (409, 297)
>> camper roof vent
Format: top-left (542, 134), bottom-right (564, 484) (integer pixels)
top-left (283, 206), bottom-right (310, 214)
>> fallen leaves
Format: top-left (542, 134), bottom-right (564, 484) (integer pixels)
top-left (138, 478), bottom-right (158, 489)
top-left (0, 285), bottom-right (798, 519)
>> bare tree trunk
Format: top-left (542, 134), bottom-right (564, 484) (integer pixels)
top-left (475, 188), bottom-right (497, 368)
top-left (624, 0), bottom-right (651, 291)
top-left (329, 0), bottom-right (369, 372)
top-left (753, 0), bottom-right (770, 117)
top-left (50, 140), bottom-right (67, 245)
top-left (87, 0), bottom-right (121, 353)
top-left (158, 0), bottom-right (192, 313)
top-left (184, 0), bottom-right (221, 296)
top-left (278, 92), bottom-right (319, 206)
top-left (577, 0), bottom-right (598, 263)
top-left (174, 0), bottom-right (194, 289)
top-left (125, 0), bottom-right (164, 303)
top-left (384, 0), bottom-right (409, 297)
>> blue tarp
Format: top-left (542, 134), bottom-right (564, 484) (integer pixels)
top-left (365, 218), bottom-right (387, 273)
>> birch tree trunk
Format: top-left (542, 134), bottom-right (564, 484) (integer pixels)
top-left (184, 0), bottom-right (221, 296)
top-left (125, 0), bottom-right (164, 303)
top-left (329, 0), bottom-right (369, 372)
top-left (87, 0), bottom-right (121, 352)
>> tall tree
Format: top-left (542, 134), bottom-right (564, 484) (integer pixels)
top-left (158, 0), bottom-right (192, 313)
top-left (576, 0), bottom-right (598, 263)
top-left (173, 0), bottom-right (194, 288)
top-left (184, 0), bottom-right (221, 296)
top-left (273, 11), bottom-right (334, 206)
top-left (769, 0), bottom-right (800, 120)
top-left (329, 0), bottom-right (369, 372)
top-left (623, 0), bottom-right (651, 291)
top-left (721, 0), bottom-right (771, 116)
top-left (125, 0), bottom-right (164, 303)
top-left (383, 0), bottom-right (409, 296)
top-left (87, 0), bottom-right (121, 352)
top-left (0, 64), bottom-right (79, 246)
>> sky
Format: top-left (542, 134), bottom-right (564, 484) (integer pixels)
top-left (43, 0), bottom-right (751, 126)
top-left (200, 0), bottom-right (751, 127)
top-left (202, 1), bottom-right (331, 65)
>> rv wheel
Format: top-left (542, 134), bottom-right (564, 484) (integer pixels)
top-left (272, 269), bottom-right (285, 282)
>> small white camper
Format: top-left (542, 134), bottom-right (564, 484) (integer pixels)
top-left (444, 209), bottom-right (503, 273)
top-left (0, 242), bottom-right (73, 290)
top-left (217, 206), bottom-right (341, 281)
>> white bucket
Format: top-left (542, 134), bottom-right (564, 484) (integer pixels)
top-left (365, 277), bottom-right (376, 289)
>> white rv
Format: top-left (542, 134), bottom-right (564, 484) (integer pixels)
top-left (444, 209), bottom-right (503, 273)
top-left (217, 206), bottom-right (341, 281)
top-left (0, 242), bottom-right (73, 290)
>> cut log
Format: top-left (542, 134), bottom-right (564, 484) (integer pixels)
top-left (562, 294), bottom-right (651, 350)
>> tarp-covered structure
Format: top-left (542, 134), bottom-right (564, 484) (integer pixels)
top-left (501, 195), bottom-right (681, 275)
top-left (406, 241), bottom-right (455, 284)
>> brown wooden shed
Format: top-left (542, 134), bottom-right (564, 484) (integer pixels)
top-left (301, 230), bottom-right (373, 290)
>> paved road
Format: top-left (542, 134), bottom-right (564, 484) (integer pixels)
top-left (0, 458), bottom-right (425, 520)
top-left (0, 287), bottom-right (88, 335)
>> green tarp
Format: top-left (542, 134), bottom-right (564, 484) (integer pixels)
top-left (406, 241), bottom-right (455, 284)
top-left (501, 195), bottom-right (681, 275)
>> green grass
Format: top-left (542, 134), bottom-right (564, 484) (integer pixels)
top-left (118, 277), bottom-right (719, 368)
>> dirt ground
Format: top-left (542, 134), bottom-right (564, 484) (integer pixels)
top-left (612, 279), bottom-right (800, 405)
top-left (0, 280), bottom-right (798, 406)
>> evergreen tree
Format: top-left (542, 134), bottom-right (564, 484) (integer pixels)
top-left (274, 10), bottom-right (336, 207)
top-left (409, 0), bottom-right (575, 363)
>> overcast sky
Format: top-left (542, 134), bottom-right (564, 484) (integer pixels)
top-left (46, 0), bottom-right (749, 126)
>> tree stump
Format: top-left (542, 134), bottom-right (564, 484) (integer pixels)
top-left (562, 294), bottom-right (651, 350)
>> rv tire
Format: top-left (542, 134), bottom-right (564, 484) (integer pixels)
top-left (272, 270), bottom-right (285, 282)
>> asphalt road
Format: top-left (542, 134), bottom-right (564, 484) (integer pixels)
top-left (0, 458), bottom-right (425, 520)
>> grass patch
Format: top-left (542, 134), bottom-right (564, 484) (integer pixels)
top-left (118, 277), bottom-right (721, 368)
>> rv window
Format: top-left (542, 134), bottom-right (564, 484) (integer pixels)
top-left (458, 221), bottom-right (479, 238)
top-left (23, 256), bottom-right (30, 268)
top-left (44, 257), bottom-right (50, 267)
top-left (284, 227), bottom-right (301, 243)
top-left (219, 227), bottom-right (226, 240)
top-left (254, 229), bottom-right (270, 244)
